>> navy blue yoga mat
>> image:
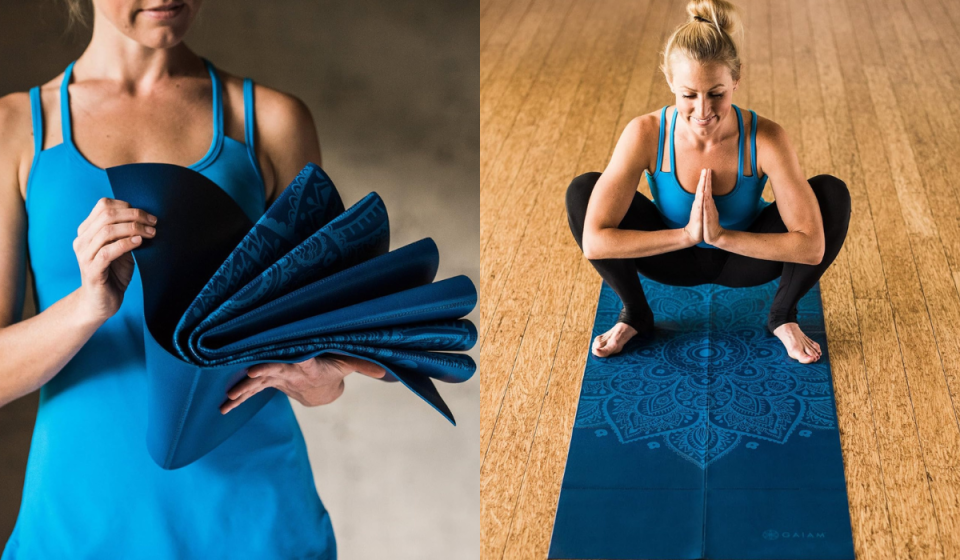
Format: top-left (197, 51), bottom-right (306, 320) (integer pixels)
top-left (107, 162), bottom-right (477, 470)
top-left (549, 277), bottom-right (855, 560)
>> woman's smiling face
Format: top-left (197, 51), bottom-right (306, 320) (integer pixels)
top-left (92, 0), bottom-right (201, 48)
top-left (668, 56), bottom-right (739, 136)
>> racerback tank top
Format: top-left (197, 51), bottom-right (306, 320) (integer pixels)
top-left (2, 59), bottom-right (336, 559)
top-left (645, 104), bottom-right (771, 249)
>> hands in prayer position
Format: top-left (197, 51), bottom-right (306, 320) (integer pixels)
top-left (683, 168), bottom-right (724, 247)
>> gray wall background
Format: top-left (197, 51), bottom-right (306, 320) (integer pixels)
top-left (0, 1), bottom-right (479, 558)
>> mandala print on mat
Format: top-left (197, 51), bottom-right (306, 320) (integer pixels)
top-left (575, 277), bottom-right (837, 469)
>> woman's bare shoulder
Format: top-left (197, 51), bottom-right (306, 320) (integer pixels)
top-left (218, 70), bottom-right (315, 136)
top-left (620, 107), bottom-right (667, 176)
top-left (216, 69), bottom-right (320, 202)
top-left (753, 113), bottom-right (795, 176)
top-left (0, 71), bottom-right (68, 201)
top-left (754, 113), bottom-right (789, 142)
top-left (0, 91), bottom-right (38, 202)
top-left (625, 107), bottom-right (665, 136)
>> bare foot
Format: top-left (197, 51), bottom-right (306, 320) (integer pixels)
top-left (592, 322), bottom-right (639, 358)
top-left (772, 322), bottom-right (822, 363)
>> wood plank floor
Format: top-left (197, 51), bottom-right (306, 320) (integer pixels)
top-left (479, 0), bottom-right (960, 558)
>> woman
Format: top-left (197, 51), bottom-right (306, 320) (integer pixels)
top-left (567, 0), bottom-right (850, 363)
top-left (0, 1), bottom-right (384, 557)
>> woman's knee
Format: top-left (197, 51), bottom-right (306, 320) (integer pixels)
top-left (809, 174), bottom-right (851, 215)
top-left (566, 172), bottom-right (602, 219)
top-left (808, 174), bottom-right (851, 233)
top-left (566, 172), bottom-right (602, 242)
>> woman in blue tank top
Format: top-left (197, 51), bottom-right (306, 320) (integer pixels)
top-left (566, 0), bottom-right (850, 362)
top-left (0, 1), bottom-right (385, 558)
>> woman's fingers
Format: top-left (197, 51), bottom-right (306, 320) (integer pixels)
top-left (81, 221), bottom-right (156, 263)
top-left (224, 355), bottom-right (385, 414)
top-left (334, 355), bottom-right (387, 379)
top-left (78, 199), bottom-right (154, 238)
top-left (695, 170), bottom-right (705, 207)
top-left (226, 373), bottom-right (264, 400)
top-left (90, 237), bottom-right (142, 271)
top-left (75, 203), bottom-right (157, 258)
top-left (220, 382), bottom-right (267, 414)
top-left (221, 374), bottom-right (272, 414)
top-left (702, 170), bottom-right (718, 216)
top-left (77, 198), bottom-right (129, 238)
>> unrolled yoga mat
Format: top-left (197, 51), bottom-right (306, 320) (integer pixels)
top-left (107, 162), bottom-right (477, 470)
top-left (549, 278), bottom-right (854, 560)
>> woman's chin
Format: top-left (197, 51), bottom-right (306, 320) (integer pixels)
top-left (128, 29), bottom-right (188, 50)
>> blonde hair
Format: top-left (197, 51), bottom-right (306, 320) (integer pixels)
top-left (62, 0), bottom-right (91, 29)
top-left (659, 0), bottom-right (745, 84)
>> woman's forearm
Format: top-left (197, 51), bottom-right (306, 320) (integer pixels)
top-left (712, 229), bottom-right (824, 265)
top-left (0, 288), bottom-right (105, 408)
top-left (583, 226), bottom-right (694, 260)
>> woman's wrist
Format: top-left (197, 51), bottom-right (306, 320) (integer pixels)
top-left (707, 228), bottom-right (728, 249)
top-left (70, 288), bottom-right (111, 331)
top-left (678, 227), bottom-right (699, 249)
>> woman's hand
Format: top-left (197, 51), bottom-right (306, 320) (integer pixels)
top-left (701, 169), bottom-right (725, 245)
top-left (73, 198), bottom-right (157, 323)
top-left (682, 169), bottom-right (708, 245)
top-left (220, 355), bottom-right (387, 414)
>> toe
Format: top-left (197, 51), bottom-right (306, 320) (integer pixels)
top-left (594, 339), bottom-right (612, 357)
top-left (591, 337), bottom-right (604, 356)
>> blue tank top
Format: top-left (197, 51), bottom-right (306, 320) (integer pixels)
top-left (3, 59), bottom-right (336, 559)
top-left (645, 104), bottom-right (770, 249)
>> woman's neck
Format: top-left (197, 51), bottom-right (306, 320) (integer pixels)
top-left (676, 106), bottom-right (739, 152)
top-left (72, 15), bottom-right (201, 89)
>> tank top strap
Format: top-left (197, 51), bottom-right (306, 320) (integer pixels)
top-left (668, 105), bottom-right (678, 175)
top-left (750, 108), bottom-right (759, 177)
top-left (655, 106), bottom-right (667, 174)
top-left (201, 58), bottom-right (224, 144)
top-left (29, 87), bottom-right (44, 166)
top-left (733, 105), bottom-right (744, 178)
top-left (60, 61), bottom-right (76, 149)
top-left (242, 78), bottom-right (266, 187)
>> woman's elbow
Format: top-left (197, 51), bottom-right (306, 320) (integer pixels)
top-left (581, 232), bottom-right (605, 260)
top-left (582, 241), bottom-right (602, 261)
top-left (807, 236), bottom-right (825, 266)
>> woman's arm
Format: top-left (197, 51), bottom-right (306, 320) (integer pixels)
top-left (582, 115), bottom-right (700, 260)
top-left (704, 119), bottom-right (825, 265)
top-left (0, 94), bottom-right (109, 409)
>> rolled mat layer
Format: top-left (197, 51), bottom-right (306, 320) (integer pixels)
top-left (549, 277), bottom-right (854, 560)
top-left (107, 162), bottom-right (477, 470)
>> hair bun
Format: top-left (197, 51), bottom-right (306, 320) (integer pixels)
top-left (660, 0), bottom-right (744, 83)
top-left (687, 0), bottom-right (741, 40)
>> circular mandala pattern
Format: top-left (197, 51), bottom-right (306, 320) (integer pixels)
top-left (575, 281), bottom-right (839, 469)
top-left (664, 332), bottom-right (749, 373)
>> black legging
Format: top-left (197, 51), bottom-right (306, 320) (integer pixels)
top-left (566, 173), bottom-right (851, 334)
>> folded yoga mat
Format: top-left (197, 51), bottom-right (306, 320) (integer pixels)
top-left (107, 162), bottom-right (477, 470)
top-left (549, 278), bottom-right (854, 560)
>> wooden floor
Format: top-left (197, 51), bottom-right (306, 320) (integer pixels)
top-left (479, 0), bottom-right (960, 558)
